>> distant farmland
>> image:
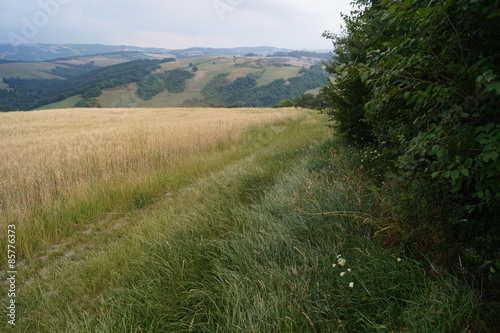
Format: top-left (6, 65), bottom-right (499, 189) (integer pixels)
top-left (0, 54), bottom-right (327, 111)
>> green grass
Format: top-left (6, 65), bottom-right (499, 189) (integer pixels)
top-left (0, 62), bottom-right (65, 83)
top-left (6, 112), bottom-right (483, 332)
top-left (256, 66), bottom-right (301, 86)
top-left (36, 95), bottom-right (84, 109)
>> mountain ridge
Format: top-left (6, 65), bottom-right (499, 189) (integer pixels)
top-left (0, 43), bottom-right (308, 62)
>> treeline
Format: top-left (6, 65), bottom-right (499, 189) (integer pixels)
top-left (45, 61), bottom-right (100, 78)
top-left (0, 58), bottom-right (175, 111)
top-left (184, 65), bottom-right (328, 107)
top-left (268, 50), bottom-right (331, 59)
top-left (274, 93), bottom-right (326, 109)
top-left (137, 69), bottom-right (195, 100)
top-left (321, 0), bottom-right (499, 295)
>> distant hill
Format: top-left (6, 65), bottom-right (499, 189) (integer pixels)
top-left (0, 44), bottom-right (170, 62)
top-left (0, 47), bottom-right (331, 111)
top-left (169, 46), bottom-right (292, 58)
top-left (0, 58), bottom-right (176, 110)
top-left (0, 43), bottom-right (301, 62)
top-left (0, 51), bottom-right (171, 91)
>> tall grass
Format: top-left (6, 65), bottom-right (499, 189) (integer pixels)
top-left (0, 107), bottom-right (303, 263)
top-left (7, 109), bottom-right (481, 332)
top-left (12, 107), bottom-right (329, 332)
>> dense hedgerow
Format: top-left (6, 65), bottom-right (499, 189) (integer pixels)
top-left (321, 0), bottom-right (499, 290)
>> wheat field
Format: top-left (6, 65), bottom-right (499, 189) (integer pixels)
top-left (0, 107), bottom-right (479, 333)
top-left (0, 107), bottom-right (304, 259)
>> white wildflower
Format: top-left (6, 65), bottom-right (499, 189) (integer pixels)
top-left (338, 257), bottom-right (347, 266)
top-left (349, 282), bottom-right (354, 288)
top-left (340, 272), bottom-right (345, 277)
top-left (347, 268), bottom-right (352, 272)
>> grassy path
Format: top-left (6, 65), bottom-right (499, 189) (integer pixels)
top-left (4, 109), bottom-right (480, 332)
top-left (12, 110), bottom-right (330, 331)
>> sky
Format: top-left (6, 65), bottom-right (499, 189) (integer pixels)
top-left (0, 0), bottom-right (355, 50)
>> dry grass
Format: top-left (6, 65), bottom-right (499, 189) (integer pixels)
top-left (0, 107), bottom-right (303, 258)
top-left (0, 62), bottom-right (64, 82)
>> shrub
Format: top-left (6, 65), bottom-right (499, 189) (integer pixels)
top-left (74, 98), bottom-right (102, 108)
top-left (321, 0), bottom-right (500, 292)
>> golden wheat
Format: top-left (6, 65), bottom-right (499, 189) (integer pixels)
top-left (0, 107), bottom-right (302, 226)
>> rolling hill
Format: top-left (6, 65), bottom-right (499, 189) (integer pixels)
top-left (0, 43), bottom-right (301, 62)
top-left (0, 50), bottom-right (330, 111)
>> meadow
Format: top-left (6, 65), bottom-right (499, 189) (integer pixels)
top-left (0, 107), bottom-right (305, 259)
top-left (0, 108), bottom-right (481, 332)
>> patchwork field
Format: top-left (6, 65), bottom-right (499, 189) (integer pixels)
top-left (52, 56), bottom-right (317, 109)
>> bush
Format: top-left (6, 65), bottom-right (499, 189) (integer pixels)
top-left (74, 98), bottom-right (102, 108)
top-left (321, 0), bottom-right (500, 299)
top-left (274, 99), bottom-right (294, 108)
top-left (294, 93), bottom-right (326, 110)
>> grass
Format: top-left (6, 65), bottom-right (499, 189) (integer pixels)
top-left (0, 62), bottom-right (65, 83)
top-left (36, 95), bottom-right (84, 110)
top-left (1, 108), bottom-right (483, 332)
top-left (0, 107), bottom-right (304, 261)
top-left (256, 66), bottom-right (301, 86)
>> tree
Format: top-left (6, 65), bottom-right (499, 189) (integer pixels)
top-left (294, 93), bottom-right (325, 110)
top-left (74, 98), bottom-right (102, 108)
top-left (322, 0), bottom-right (500, 277)
top-left (274, 99), bottom-right (294, 108)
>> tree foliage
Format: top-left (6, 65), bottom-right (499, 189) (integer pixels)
top-left (184, 65), bottom-right (329, 107)
top-left (274, 99), bottom-right (294, 108)
top-left (322, 0), bottom-right (500, 274)
top-left (136, 69), bottom-right (196, 100)
top-left (46, 61), bottom-right (99, 78)
top-left (0, 58), bottom-right (176, 111)
top-left (74, 98), bottom-right (102, 108)
top-left (294, 93), bottom-right (326, 110)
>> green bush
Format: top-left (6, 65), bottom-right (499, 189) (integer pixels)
top-left (274, 99), bottom-right (294, 108)
top-left (322, 0), bottom-right (500, 293)
top-left (294, 93), bottom-right (326, 110)
top-left (74, 98), bottom-right (102, 108)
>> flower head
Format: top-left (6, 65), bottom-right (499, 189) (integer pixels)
top-left (349, 282), bottom-right (354, 288)
top-left (338, 257), bottom-right (347, 266)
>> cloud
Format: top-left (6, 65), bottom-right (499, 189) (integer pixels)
top-left (0, 0), bottom-right (355, 49)
top-left (113, 30), bottom-right (233, 49)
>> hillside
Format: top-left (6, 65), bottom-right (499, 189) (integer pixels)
top-left (0, 52), bottom-right (173, 89)
top-left (1, 54), bottom-right (329, 111)
top-left (0, 43), bottom-right (301, 62)
top-left (0, 43), bottom-right (171, 62)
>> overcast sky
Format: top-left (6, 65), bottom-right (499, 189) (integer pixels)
top-left (0, 0), bottom-right (355, 50)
